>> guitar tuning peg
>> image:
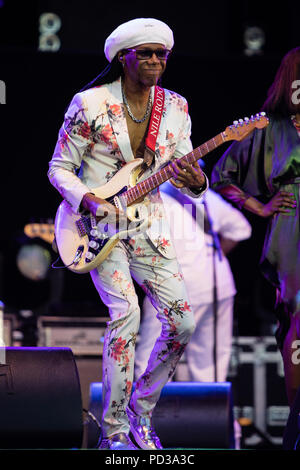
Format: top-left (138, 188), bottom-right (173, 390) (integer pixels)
top-left (244, 117), bottom-right (250, 123)
top-left (260, 111), bottom-right (266, 116)
top-left (233, 120), bottom-right (239, 127)
top-left (250, 115), bottom-right (255, 121)
top-left (239, 119), bottom-right (244, 125)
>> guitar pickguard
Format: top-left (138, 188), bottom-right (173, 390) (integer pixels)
top-left (74, 184), bottom-right (135, 266)
top-left (74, 214), bottom-right (110, 265)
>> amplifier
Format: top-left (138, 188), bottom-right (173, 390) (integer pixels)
top-left (37, 316), bottom-right (108, 355)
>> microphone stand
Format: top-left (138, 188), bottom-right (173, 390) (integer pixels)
top-left (203, 199), bottom-right (223, 382)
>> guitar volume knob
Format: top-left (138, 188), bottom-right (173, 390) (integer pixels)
top-left (85, 251), bottom-right (95, 261)
top-left (90, 228), bottom-right (99, 237)
top-left (89, 240), bottom-right (99, 249)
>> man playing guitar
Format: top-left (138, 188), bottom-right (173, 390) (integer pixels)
top-left (48, 17), bottom-right (207, 450)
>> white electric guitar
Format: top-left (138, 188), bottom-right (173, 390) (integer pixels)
top-left (54, 113), bottom-right (269, 274)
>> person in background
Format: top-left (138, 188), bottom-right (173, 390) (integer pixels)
top-left (48, 18), bottom-right (207, 450)
top-left (211, 47), bottom-right (300, 407)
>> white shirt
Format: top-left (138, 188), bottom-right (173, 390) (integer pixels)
top-left (161, 186), bottom-right (252, 304)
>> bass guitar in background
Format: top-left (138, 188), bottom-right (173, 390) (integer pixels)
top-left (24, 222), bottom-right (55, 245)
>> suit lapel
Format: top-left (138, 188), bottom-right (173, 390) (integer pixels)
top-left (107, 79), bottom-right (134, 162)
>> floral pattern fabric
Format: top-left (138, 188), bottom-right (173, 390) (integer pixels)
top-left (90, 237), bottom-right (195, 437)
top-left (48, 78), bottom-right (205, 438)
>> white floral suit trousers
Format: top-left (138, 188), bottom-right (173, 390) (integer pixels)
top-left (90, 234), bottom-right (195, 438)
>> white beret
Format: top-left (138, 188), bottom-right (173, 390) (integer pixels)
top-left (104, 18), bottom-right (174, 62)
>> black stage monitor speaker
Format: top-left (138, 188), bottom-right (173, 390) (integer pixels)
top-left (87, 381), bottom-right (235, 449)
top-left (0, 347), bottom-right (83, 449)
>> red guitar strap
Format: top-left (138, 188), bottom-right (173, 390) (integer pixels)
top-left (142, 86), bottom-right (165, 170)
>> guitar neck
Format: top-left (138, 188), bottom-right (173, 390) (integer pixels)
top-left (124, 131), bottom-right (226, 206)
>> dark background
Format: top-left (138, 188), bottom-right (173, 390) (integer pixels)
top-left (0, 0), bottom-right (299, 337)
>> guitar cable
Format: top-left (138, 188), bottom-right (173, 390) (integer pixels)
top-left (51, 245), bottom-right (85, 269)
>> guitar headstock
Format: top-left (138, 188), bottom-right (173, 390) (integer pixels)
top-left (223, 112), bottom-right (269, 142)
top-left (24, 223), bottom-right (55, 245)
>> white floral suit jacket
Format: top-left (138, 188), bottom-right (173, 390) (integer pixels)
top-left (48, 78), bottom-right (207, 259)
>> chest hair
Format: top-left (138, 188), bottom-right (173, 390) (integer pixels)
top-left (124, 108), bottom-right (151, 158)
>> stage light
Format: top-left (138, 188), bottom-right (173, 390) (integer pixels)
top-left (39, 33), bottom-right (61, 52)
top-left (39, 12), bottom-right (61, 34)
top-left (16, 244), bottom-right (51, 281)
top-left (0, 80), bottom-right (5, 104)
top-left (38, 12), bottom-right (61, 52)
top-left (243, 26), bottom-right (265, 56)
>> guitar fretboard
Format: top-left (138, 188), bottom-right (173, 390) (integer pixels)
top-left (123, 132), bottom-right (225, 206)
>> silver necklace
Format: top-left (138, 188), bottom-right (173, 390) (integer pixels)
top-left (122, 85), bottom-right (152, 123)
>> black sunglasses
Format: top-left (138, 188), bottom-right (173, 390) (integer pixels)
top-left (124, 48), bottom-right (172, 60)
